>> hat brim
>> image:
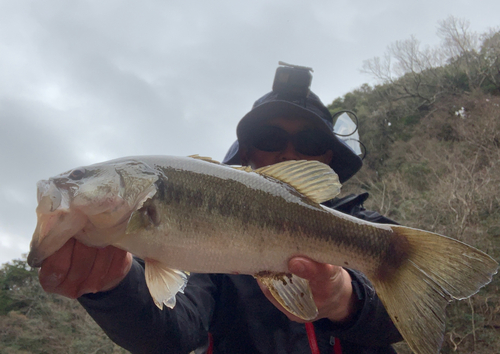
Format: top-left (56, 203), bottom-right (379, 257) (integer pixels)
top-left (225, 100), bottom-right (362, 183)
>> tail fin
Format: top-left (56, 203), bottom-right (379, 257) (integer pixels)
top-left (371, 226), bottom-right (498, 354)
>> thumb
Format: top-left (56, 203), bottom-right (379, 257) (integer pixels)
top-left (289, 257), bottom-right (342, 282)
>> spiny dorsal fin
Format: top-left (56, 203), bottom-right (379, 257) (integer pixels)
top-left (188, 155), bottom-right (221, 164)
top-left (255, 160), bottom-right (341, 204)
top-left (232, 166), bottom-right (253, 172)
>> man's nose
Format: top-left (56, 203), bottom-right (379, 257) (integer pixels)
top-left (279, 142), bottom-right (301, 161)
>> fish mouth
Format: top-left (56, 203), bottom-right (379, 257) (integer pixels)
top-left (27, 210), bottom-right (86, 267)
top-left (27, 179), bottom-right (136, 267)
top-left (27, 181), bottom-right (86, 268)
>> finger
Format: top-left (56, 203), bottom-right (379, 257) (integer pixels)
top-left (74, 245), bottom-right (116, 297)
top-left (58, 240), bottom-right (99, 298)
top-left (288, 257), bottom-right (354, 321)
top-left (39, 238), bottom-right (76, 292)
top-left (288, 256), bottom-right (342, 282)
top-left (98, 247), bottom-right (133, 293)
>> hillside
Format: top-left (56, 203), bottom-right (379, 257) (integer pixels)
top-left (329, 17), bottom-right (500, 353)
top-left (0, 259), bottom-right (128, 354)
top-left (335, 92), bottom-right (500, 354)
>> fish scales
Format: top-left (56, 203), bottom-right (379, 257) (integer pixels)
top-left (116, 162), bottom-right (405, 280)
top-left (27, 155), bottom-right (498, 354)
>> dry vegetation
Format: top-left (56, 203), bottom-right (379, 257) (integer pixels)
top-left (341, 93), bottom-right (500, 353)
top-left (0, 260), bottom-right (128, 354)
top-left (331, 18), bottom-right (500, 353)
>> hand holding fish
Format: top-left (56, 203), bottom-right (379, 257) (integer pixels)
top-left (258, 257), bottom-right (358, 323)
top-left (38, 238), bottom-right (132, 299)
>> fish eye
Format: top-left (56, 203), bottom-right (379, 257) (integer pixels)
top-left (69, 168), bottom-right (86, 180)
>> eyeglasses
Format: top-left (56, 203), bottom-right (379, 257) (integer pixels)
top-left (250, 126), bottom-right (331, 156)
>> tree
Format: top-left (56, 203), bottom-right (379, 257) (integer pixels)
top-left (437, 16), bottom-right (484, 90)
top-left (361, 16), bottom-right (498, 104)
top-left (0, 258), bottom-right (38, 315)
top-left (480, 29), bottom-right (500, 92)
top-left (362, 35), bottom-right (447, 108)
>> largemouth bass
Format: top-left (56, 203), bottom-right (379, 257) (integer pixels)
top-left (27, 155), bottom-right (497, 354)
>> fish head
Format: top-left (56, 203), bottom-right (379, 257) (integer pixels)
top-left (27, 159), bottom-right (159, 267)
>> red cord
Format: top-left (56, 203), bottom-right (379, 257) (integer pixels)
top-left (305, 322), bottom-right (321, 354)
top-left (333, 334), bottom-right (343, 354)
top-left (207, 332), bottom-right (213, 354)
top-left (305, 322), bottom-right (342, 354)
top-left (208, 326), bottom-right (342, 354)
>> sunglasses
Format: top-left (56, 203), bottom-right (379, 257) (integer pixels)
top-left (250, 126), bottom-right (332, 156)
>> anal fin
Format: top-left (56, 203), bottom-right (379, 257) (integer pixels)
top-left (255, 272), bottom-right (318, 321)
top-left (145, 258), bottom-right (189, 309)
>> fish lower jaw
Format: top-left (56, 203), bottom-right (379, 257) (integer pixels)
top-left (26, 252), bottom-right (43, 268)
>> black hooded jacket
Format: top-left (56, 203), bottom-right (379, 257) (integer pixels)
top-left (79, 193), bottom-right (403, 354)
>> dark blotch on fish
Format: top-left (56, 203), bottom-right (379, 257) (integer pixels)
top-left (376, 233), bottom-right (411, 281)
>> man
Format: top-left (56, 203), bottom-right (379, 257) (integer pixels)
top-left (38, 64), bottom-right (402, 353)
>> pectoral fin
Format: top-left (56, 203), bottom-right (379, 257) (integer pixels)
top-left (144, 259), bottom-right (189, 309)
top-left (255, 272), bottom-right (318, 321)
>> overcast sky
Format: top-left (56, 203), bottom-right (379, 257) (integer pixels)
top-left (1, 0), bottom-right (499, 266)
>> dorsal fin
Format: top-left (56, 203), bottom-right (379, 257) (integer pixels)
top-left (255, 160), bottom-right (341, 204)
top-left (232, 166), bottom-right (253, 172)
top-left (188, 155), bottom-right (221, 164)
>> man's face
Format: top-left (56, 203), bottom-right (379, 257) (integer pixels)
top-left (240, 116), bottom-right (334, 169)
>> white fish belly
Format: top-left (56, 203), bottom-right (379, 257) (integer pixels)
top-left (113, 223), bottom-right (375, 276)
